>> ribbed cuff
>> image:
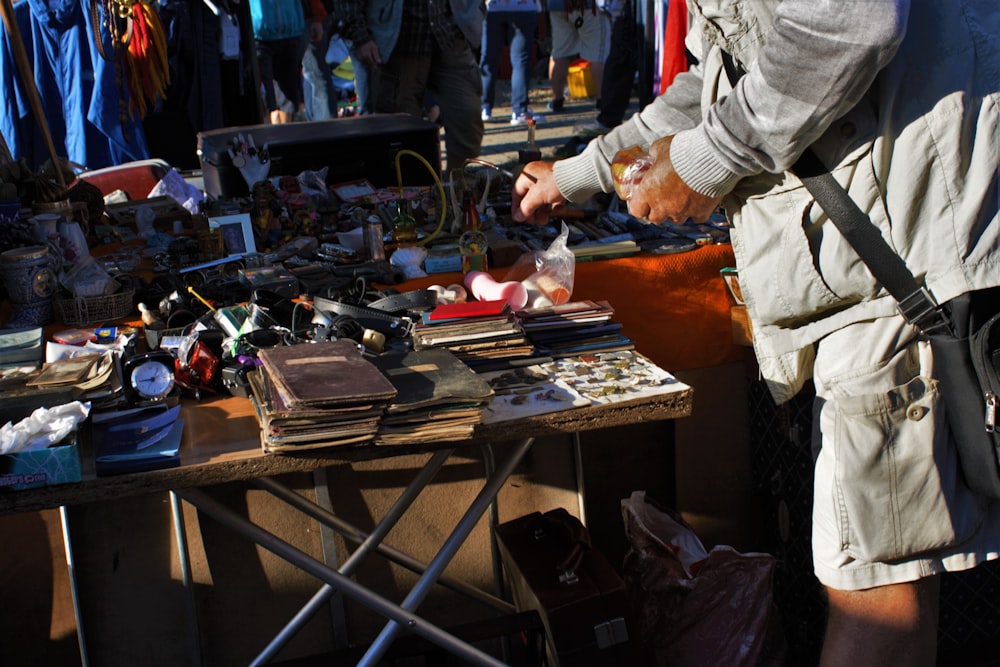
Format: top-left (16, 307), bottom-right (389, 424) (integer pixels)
top-left (669, 129), bottom-right (742, 199)
top-left (552, 154), bottom-right (605, 204)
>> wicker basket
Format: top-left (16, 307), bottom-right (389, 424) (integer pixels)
top-left (56, 289), bottom-right (135, 326)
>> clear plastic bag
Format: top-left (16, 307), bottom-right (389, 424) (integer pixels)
top-left (611, 145), bottom-right (653, 200)
top-left (503, 222), bottom-right (575, 308)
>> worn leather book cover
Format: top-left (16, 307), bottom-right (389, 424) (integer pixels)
top-left (257, 340), bottom-right (396, 409)
top-left (248, 369), bottom-right (382, 420)
top-left (372, 348), bottom-right (493, 414)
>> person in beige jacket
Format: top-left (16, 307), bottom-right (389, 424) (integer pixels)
top-left (514, 1), bottom-right (1000, 664)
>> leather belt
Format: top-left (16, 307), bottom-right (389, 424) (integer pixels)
top-left (311, 290), bottom-right (438, 338)
top-left (365, 289), bottom-right (439, 314)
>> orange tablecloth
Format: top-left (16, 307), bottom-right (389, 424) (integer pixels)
top-left (405, 244), bottom-right (740, 372)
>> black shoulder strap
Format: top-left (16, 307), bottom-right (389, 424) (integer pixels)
top-left (718, 47), bottom-right (950, 333)
top-left (791, 149), bottom-right (951, 334)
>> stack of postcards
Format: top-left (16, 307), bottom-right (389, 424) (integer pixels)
top-left (411, 299), bottom-right (534, 367)
top-left (372, 348), bottom-right (494, 445)
top-left (249, 339), bottom-right (397, 453)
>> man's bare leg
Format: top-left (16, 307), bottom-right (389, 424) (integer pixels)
top-left (821, 577), bottom-right (940, 667)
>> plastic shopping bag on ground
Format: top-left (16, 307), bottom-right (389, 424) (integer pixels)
top-left (621, 491), bottom-right (786, 666)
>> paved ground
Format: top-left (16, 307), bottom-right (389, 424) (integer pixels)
top-left (457, 78), bottom-right (641, 171)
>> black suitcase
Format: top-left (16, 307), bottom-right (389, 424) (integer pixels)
top-left (496, 508), bottom-right (636, 667)
top-left (196, 114), bottom-right (441, 198)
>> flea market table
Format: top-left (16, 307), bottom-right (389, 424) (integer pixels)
top-left (0, 364), bottom-right (692, 666)
top-left (2, 242), bottom-right (738, 665)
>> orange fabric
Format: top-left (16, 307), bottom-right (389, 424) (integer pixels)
top-left (405, 244), bottom-right (740, 372)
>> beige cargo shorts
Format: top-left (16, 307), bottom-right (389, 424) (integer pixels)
top-left (810, 315), bottom-right (1000, 591)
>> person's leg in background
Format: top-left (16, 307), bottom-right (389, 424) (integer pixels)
top-left (271, 36), bottom-right (309, 122)
top-left (373, 52), bottom-right (431, 119)
top-left (572, 7), bottom-right (611, 105)
top-left (255, 40), bottom-right (286, 123)
top-left (577, 0), bottom-right (636, 135)
top-left (508, 9), bottom-right (541, 124)
top-left (350, 53), bottom-right (375, 114)
top-left (479, 10), bottom-right (507, 122)
top-left (426, 39), bottom-right (484, 174)
top-left (546, 10), bottom-right (575, 112)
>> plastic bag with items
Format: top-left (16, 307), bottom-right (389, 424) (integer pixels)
top-left (621, 491), bottom-right (786, 667)
top-left (502, 222), bottom-right (575, 309)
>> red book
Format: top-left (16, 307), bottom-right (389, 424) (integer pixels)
top-left (426, 299), bottom-right (510, 323)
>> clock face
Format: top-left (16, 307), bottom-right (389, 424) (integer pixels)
top-left (129, 358), bottom-right (175, 400)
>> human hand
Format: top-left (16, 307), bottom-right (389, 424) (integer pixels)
top-left (627, 136), bottom-right (722, 224)
top-left (355, 40), bottom-right (382, 66)
top-left (511, 161), bottom-right (566, 225)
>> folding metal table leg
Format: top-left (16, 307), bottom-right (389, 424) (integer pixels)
top-left (169, 491), bottom-right (203, 667)
top-left (249, 448), bottom-right (453, 665)
top-left (255, 470), bottom-right (513, 612)
top-left (59, 506), bottom-right (89, 667)
top-left (358, 436), bottom-right (535, 667)
top-left (175, 486), bottom-right (508, 667)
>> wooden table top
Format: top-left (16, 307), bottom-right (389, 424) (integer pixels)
top-left (0, 381), bottom-right (692, 516)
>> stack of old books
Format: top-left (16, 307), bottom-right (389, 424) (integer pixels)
top-left (372, 348), bottom-right (494, 445)
top-left (249, 339), bottom-right (397, 453)
top-left (517, 300), bottom-right (634, 357)
top-left (411, 299), bottom-right (534, 367)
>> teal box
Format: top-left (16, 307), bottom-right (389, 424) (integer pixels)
top-left (424, 245), bottom-right (463, 274)
top-left (0, 436), bottom-right (81, 490)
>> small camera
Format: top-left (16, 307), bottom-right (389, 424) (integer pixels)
top-left (221, 364), bottom-right (251, 398)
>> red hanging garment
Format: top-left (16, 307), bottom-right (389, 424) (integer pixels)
top-left (659, 0), bottom-right (687, 94)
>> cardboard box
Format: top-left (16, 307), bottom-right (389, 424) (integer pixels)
top-left (197, 114), bottom-right (441, 198)
top-left (731, 305), bottom-right (753, 347)
top-left (568, 59), bottom-right (597, 98)
top-left (0, 435), bottom-right (81, 491)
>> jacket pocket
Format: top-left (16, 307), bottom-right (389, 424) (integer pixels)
top-left (731, 109), bottom-right (889, 327)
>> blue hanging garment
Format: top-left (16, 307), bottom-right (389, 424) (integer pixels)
top-left (0, 0), bottom-right (148, 171)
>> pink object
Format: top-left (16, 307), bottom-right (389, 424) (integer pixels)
top-left (465, 271), bottom-right (529, 310)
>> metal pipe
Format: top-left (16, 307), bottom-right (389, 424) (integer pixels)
top-left (59, 506), bottom-right (88, 667)
top-left (250, 449), bottom-right (452, 665)
top-left (358, 437), bottom-right (535, 667)
top-left (253, 472), bottom-right (512, 613)
top-left (170, 491), bottom-right (203, 667)
top-left (175, 487), bottom-right (506, 667)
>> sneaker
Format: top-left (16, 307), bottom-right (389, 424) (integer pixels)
top-left (481, 105), bottom-right (492, 122)
top-left (546, 98), bottom-right (565, 113)
top-left (510, 110), bottom-right (544, 126)
top-left (573, 119), bottom-right (612, 137)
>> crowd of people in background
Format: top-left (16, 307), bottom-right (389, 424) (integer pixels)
top-left (248, 0), bottom-right (640, 168)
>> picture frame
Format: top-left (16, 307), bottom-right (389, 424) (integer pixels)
top-left (208, 213), bottom-right (256, 258)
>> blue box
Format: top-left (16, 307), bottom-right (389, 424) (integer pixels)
top-left (0, 435), bottom-right (81, 490)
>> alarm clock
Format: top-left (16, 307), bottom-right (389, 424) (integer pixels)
top-left (122, 350), bottom-right (177, 404)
